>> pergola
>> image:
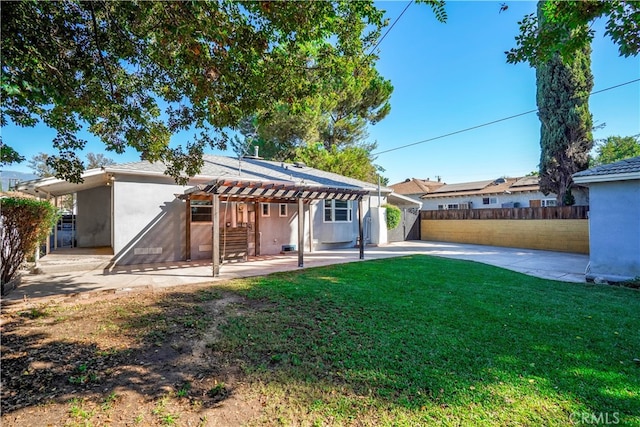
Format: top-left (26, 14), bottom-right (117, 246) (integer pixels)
top-left (181, 179), bottom-right (370, 276)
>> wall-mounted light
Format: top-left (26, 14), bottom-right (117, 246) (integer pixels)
top-left (106, 174), bottom-right (115, 186)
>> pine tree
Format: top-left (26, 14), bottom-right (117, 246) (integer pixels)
top-left (536, 2), bottom-right (594, 206)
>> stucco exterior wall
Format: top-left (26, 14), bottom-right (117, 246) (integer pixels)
top-left (586, 180), bottom-right (640, 281)
top-left (421, 219), bottom-right (589, 253)
top-left (112, 175), bottom-right (190, 265)
top-left (76, 185), bottom-right (111, 247)
top-left (258, 202), bottom-right (306, 254)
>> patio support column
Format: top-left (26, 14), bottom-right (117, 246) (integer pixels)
top-left (254, 201), bottom-right (261, 256)
top-left (54, 196), bottom-right (58, 250)
top-left (308, 202), bottom-right (313, 252)
top-left (298, 198), bottom-right (304, 268)
top-left (358, 197), bottom-right (364, 259)
top-left (212, 194), bottom-right (220, 276)
top-left (185, 196), bottom-right (191, 261)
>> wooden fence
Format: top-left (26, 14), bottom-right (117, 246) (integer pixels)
top-left (420, 206), bottom-right (588, 220)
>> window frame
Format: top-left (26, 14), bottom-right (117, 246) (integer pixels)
top-left (323, 199), bottom-right (353, 223)
top-left (190, 199), bottom-right (212, 222)
top-left (279, 203), bottom-right (288, 217)
top-left (261, 203), bottom-right (270, 217)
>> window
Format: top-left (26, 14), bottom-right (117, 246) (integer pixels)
top-left (542, 199), bottom-right (557, 207)
top-left (438, 204), bottom-right (445, 210)
top-left (482, 197), bottom-right (498, 205)
top-left (447, 203), bottom-right (459, 210)
top-left (261, 203), bottom-right (270, 217)
top-left (324, 200), bottom-right (352, 222)
top-left (279, 204), bottom-right (288, 217)
top-left (191, 200), bottom-right (212, 222)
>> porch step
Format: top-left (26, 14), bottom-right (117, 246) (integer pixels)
top-left (37, 249), bottom-right (114, 274)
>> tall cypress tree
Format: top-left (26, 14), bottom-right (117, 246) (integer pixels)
top-left (536, 1), bottom-right (594, 206)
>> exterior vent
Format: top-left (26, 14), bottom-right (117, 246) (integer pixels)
top-left (293, 162), bottom-right (305, 168)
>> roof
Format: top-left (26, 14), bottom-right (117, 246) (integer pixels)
top-left (388, 178), bottom-right (444, 195)
top-left (16, 155), bottom-right (391, 197)
top-left (422, 176), bottom-right (541, 199)
top-left (573, 156), bottom-right (640, 184)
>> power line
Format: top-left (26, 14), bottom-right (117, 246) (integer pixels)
top-left (367, 1), bottom-right (413, 58)
top-left (373, 78), bottom-right (640, 156)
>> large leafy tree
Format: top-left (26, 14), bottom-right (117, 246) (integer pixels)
top-left (231, 53), bottom-right (395, 182)
top-left (293, 142), bottom-right (386, 184)
top-left (534, 2), bottom-right (594, 206)
top-left (1, 1), bottom-right (394, 184)
top-left (507, 0), bottom-right (640, 65)
top-left (591, 135), bottom-right (640, 166)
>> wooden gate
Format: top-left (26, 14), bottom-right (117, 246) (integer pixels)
top-left (388, 207), bottom-right (421, 242)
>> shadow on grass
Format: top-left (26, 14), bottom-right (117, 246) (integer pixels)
top-left (2, 255), bottom-right (639, 425)
top-left (1, 288), bottom-right (242, 424)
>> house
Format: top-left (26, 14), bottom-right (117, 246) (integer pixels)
top-left (388, 178), bottom-right (445, 208)
top-left (573, 156), bottom-right (640, 282)
top-left (16, 155), bottom-right (401, 273)
top-left (420, 176), bottom-right (588, 210)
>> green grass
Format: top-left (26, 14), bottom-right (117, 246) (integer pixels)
top-left (216, 255), bottom-right (640, 426)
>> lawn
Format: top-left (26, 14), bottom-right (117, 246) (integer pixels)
top-left (2, 255), bottom-right (639, 426)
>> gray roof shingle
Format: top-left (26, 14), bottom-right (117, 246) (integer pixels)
top-left (108, 155), bottom-right (387, 192)
top-left (573, 156), bottom-right (640, 179)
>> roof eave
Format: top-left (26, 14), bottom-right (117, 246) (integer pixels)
top-left (573, 171), bottom-right (640, 184)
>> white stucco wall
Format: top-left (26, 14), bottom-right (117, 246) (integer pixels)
top-left (112, 175), bottom-right (191, 265)
top-left (76, 185), bottom-right (111, 247)
top-left (586, 179), bottom-right (640, 281)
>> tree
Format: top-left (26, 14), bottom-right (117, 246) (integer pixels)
top-left (507, 0), bottom-right (640, 66)
top-left (86, 153), bottom-right (115, 169)
top-left (242, 57), bottom-right (394, 180)
top-left (293, 143), bottom-right (385, 184)
top-left (591, 135), bottom-right (640, 166)
top-left (1, 197), bottom-right (59, 293)
top-left (1, 1), bottom-right (393, 184)
top-left (28, 153), bottom-right (55, 178)
top-left (535, 2), bottom-right (594, 206)
top-left (0, 139), bottom-right (25, 166)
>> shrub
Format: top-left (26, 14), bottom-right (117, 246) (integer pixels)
top-left (1, 196), bottom-right (59, 293)
top-left (384, 204), bottom-right (401, 230)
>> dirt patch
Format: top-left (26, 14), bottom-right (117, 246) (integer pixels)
top-left (1, 287), bottom-right (264, 426)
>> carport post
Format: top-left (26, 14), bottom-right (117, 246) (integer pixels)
top-left (358, 198), bottom-right (364, 259)
top-left (212, 194), bottom-right (220, 276)
top-left (298, 198), bottom-right (304, 268)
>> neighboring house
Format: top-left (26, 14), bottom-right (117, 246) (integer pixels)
top-left (16, 155), bottom-right (397, 269)
top-left (389, 178), bottom-right (445, 208)
top-left (420, 176), bottom-right (588, 210)
top-left (573, 156), bottom-right (640, 282)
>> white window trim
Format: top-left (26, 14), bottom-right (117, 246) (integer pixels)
top-left (542, 199), bottom-right (557, 207)
top-left (261, 203), bottom-right (270, 217)
top-left (323, 200), bottom-right (353, 223)
top-left (279, 203), bottom-right (288, 217)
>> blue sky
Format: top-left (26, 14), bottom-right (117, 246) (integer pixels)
top-left (3, 1), bottom-right (639, 185)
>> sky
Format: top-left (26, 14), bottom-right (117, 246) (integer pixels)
top-left (3, 1), bottom-right (639, 185)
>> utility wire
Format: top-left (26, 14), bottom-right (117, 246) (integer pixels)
top-left (367, 1), bottom-right (413, 58)
top-left (373, 78), bottom-right (640, 156)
